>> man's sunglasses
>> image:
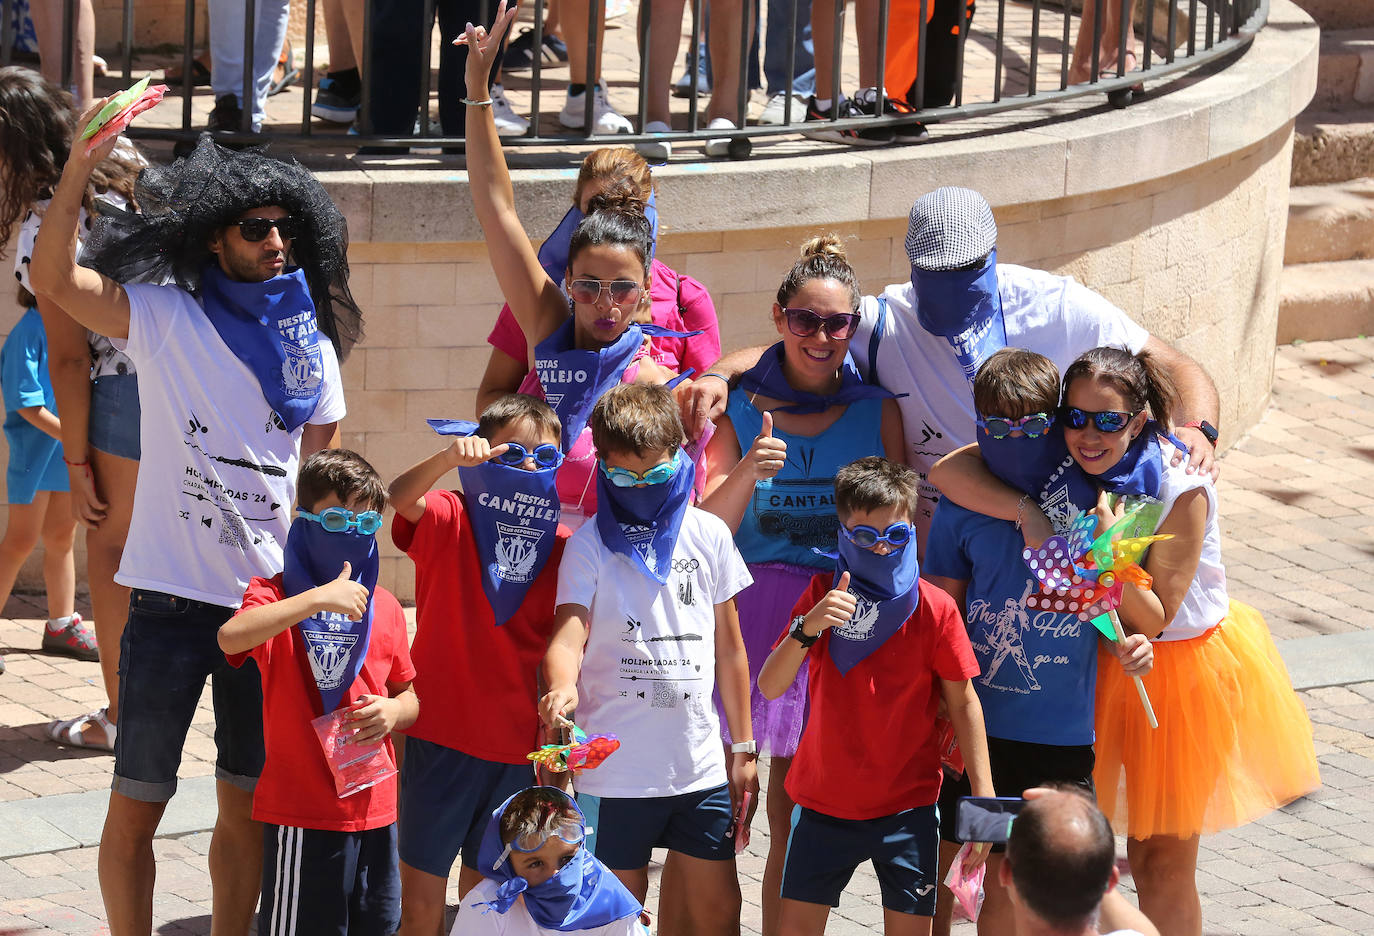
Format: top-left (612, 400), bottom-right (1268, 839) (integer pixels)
top-left (568, 278), bottom-right (643, 306)
top-left (840, 521), bottom-right (913, 550)
top-left (234, 216), bottom-right (302, 242)
top-left (1059, 407), bottom-right (1140, 434)
top-left (782, 308), bottom-right (861, 341)
top-left (976, 412), bottom-right (1055, 439)
top-left (296, 506), bottom-right (383, 535)
top-left (494, 442), bottom-right (564, 469)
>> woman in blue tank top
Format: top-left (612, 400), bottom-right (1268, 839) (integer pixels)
top-left (700, 234), bottom-right (905, 935)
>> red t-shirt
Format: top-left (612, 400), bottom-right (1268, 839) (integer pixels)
top-left (780, 575), bottom-right (980, 820)
top-left (230, 576), bottom-right (416, 832)
top-left (391, 489), bottom-right (569, 763)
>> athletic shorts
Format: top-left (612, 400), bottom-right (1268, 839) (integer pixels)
top-left (259, 823), bottom-right (400, 936)
top-left (578, 784), bottom-right (734, 870)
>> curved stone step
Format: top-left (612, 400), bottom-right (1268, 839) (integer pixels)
top-left (1277, 258), bottom-right (1374, 342)
top-left (1292, 109), bottom-right (1374, 185)
top-left (1313, 27), bottom-right (1374, 111)
top-left (1286, 179), bottom-right (1374, 264)
top-left (1291, 0), bottom-right (1374, 30)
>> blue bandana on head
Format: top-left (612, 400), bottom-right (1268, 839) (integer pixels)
top-left (978, 425), bottom-right (1099, 532)
top-left (426, 419), bottom-right (562, 626)
top-left (281, 515), bottom-right (380, 715)
top-left (824, 531), bottom-right (920, 676)
top-left (912, 249), bottom-right (1006, 388)
top-left (595, 452), bottom-right (695, 585)
top-left (536, 190), bottom-right (660, 285)
top-left (738, 342), bottom-right (901, 415)
top-left (475, 788), bottom-right (642, 931)
top-left (200, 264), bottom-right (323, 432)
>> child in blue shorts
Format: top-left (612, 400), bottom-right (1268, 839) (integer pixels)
top-left (540, 383), bottom-right (757, 934)
top-left (0, 303), bottom-right (87, 666)
top-left (759, 456), bottom-right (994, 936)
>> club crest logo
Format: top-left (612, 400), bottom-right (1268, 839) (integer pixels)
top-left (281, 342), bottom-right (323, 397)
top-left (833, 592), bottom-right (881, 642)
top-left (622, 524), bottom-right (658, 570)
top-left (544, 393), bottom-right (565, 408)
top-left (302, 625), bottom-right (358, 690)
top-left (494, 521), bottom-right (545, 582)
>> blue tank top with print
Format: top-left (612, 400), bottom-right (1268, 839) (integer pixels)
top-left (726, 390), bottom-right (884, 569)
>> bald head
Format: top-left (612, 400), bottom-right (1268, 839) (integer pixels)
top-left (1005, 789), bottom-right (1115, 929)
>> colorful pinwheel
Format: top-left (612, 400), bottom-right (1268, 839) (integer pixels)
top-left (1022, 504), bottom-right (1170, 729)
top-left (528, 719), bottom-right (621, 774)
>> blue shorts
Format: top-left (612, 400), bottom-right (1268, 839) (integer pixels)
top-left (89, 373), bottom-right (140, 461)
top-left (4, 425), bottom-right (66, 504)
top-left (113, 589), bottom-right (264, 803)
top-left (578, 784), bottom-right (733, 870)
top-left (260, 822), bottom-right (400, 936)
top-left (397, 737), bottom-right (531, 877)
top-left (782, 804), bottom-right (940, 915)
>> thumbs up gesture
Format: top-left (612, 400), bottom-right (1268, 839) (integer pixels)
top-left (313, 561), bottom-right (371, 621)
top-left (746, 411), bottom-right (788, 481)
top-left (804, 571), bottom-right (857, 635)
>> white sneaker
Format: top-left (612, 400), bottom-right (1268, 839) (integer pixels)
top-left (636, 120), bottom-right (673, 160)
top-left (757, 91), bottom-right (801, 126)
top-left (704, 117), bottom-right (750, 158)
top-left (491, 84), bottom-right (530, 137)
top-left (559, 82), bottom-right (632, 134)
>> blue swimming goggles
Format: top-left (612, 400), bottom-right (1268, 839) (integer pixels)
top-left (598, 450), bottom-right (681, 488)
top-left (494, 441), bottom-right (565, 469)
top-left (975, 411), bottom-right (1055, 439)
top-left (839, 521), bottom-right (913, 550)
top-left (296, 506), bottom-right (384, 536)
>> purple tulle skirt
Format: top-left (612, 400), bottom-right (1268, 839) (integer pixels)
top-left (718, 562), bottom-right (816, 758)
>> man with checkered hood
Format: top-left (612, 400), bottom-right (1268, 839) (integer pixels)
top-left (30, 130), bottom-right (356, 934)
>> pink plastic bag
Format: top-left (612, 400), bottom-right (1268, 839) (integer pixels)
top-left (310, 709), bottom-right (397, 798)
top-left (943, 842), bottom-right (986, 922)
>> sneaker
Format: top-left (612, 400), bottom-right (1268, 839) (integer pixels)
top-left (42, 613), bottom-right (98, 662)
top-left (852, 86), bottom-right (928, 142)
top-left (491, 84), bottom-right (530, 137)
top-left (757, 91), bottom-right (802, 126)
top-left (559, 83), bottom-right (632, 134)
top-left (802, 95), bottom-right (894, 147)
top-left (503, 26), bottom-right (569, 71)
top-left (704, 117), bottom-right (751, 159)
top-left (636, 120), bottom-right (673, 160)
top-left (672, 44), bottom-right (711, 98)
top-left (206, 93), bottom-right (245, 133)
top-left (312, 74), bottom-right (361, 123)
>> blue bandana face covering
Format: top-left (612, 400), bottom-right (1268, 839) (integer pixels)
top-left (738, 342), bottom-right (901, 415)
top-left (281, 515), bottom-right (380, 715)
top-left (826, 530), bottom-right (921, 676)
top-left (200, 264), bottom-right (323, 432)
top-left (474, 788), bottom-right (642, 931)
top-left (427, 419), bottom-right (563, 626)
top-left (912, 248), bottom-right (1006, 387)
top-left (978, 425), bottom-right (1100, 532)
top-left (1078, 420), bottom-right (1165, 499)
top-left (595, 452), bottom-right (696, 585)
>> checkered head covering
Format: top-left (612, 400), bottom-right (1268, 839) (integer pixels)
top-left (905, 187), bottom-right (998, 272)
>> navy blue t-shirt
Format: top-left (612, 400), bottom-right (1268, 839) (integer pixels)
top-left (924, 500), bottom-right (1098, 746)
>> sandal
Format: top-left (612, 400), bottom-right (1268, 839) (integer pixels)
top-left (46, 708), bottom-right (116, 752)
top-left (269, 39), bottom-right (300, 97)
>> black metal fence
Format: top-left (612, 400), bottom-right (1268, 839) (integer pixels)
top-left (3, 0), bottom-right (1267, 153)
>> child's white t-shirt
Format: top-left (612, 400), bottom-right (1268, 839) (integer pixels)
top-left (556, 506), bottom-right (753, 798)
top-left (452, 880), bottom-right (648, 936)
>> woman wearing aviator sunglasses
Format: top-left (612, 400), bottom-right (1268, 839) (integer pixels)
top-left (699, 235), bottom-right (906, 935)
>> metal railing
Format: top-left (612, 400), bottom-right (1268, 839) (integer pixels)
top-left (2, 0), bottom-right (1267, 154)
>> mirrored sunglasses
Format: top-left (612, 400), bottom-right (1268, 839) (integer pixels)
top-left (568, 278), bottom-right (642, 305)
top-left (599, 451), bottom-right (681, 487)
top-left (1059, 407), bottom-right (1139, 434)
top-left (494, 442), bottom-right (564, 469)
top-left (840, 521), bottom-right (913, 549)
top-left (976, 411), bottom-right (1055, 439)
top-left (783, 308), bottom-right (861, 340)
top-left (296, 506), bottom-right (383, 535)
top-left (235, 216), bottom-right (302, 242)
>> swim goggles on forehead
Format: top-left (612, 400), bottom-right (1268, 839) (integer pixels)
top-left (598, 450), bottom-right (681, 487)
top-left (296, 506), bottom-right (384, 535)
top-left (492, 815), bottom-right (586, 870)
top-left (975, 412), bottom-right (1055, 439)
top-left (493, 441), bottom-right (564, 469)
top-left (839, 521), bottom-right (913, 549)
top-left (1059, 407), bottom-right (1140, 434)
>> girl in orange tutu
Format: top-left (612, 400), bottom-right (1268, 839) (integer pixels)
top-left (1058, 346), bottom-right (1320, 936)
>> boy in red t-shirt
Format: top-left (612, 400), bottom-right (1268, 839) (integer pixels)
top-left (388, 394), bottom-right (572, 936)
top-left (218, 449), bottom-right (419, 936)
top-left (759, 456), bottom-right (996, 936)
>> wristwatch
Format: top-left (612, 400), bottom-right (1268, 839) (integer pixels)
top-left (730, 740), bottom-right (758, 755)
top-left (1183, 420), bottom-right (1219, 446)
top-left (789, 615), bottom-right (819, 649)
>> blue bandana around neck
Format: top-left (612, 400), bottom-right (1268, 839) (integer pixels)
top-left (199, 264), bottom-right (324, 433)
top-left (426, 419), bottom-right (562, 626)
top-left (738, 342), bottom-right (901, 415)
top-left (978, 425), bottom-right (1099, 532)
top-left (1082, 421), bottom-right (1165, 499)
top-left (281, 516), bottom-right (380, 715)
top-left (475, 788), bottom-right (642, 931)
top-left (595, 453), bottom-right (696, 585)
top-left (825, 532), bottom-right (921, 676)
top-left (912, 248), bottom-right (1006, 388)
top-left (536, 190), bottom-right (660, 285)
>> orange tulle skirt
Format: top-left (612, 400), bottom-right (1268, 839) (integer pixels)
top-left (1093, 601), bottom-right (1320, 840)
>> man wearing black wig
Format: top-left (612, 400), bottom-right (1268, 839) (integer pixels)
top-left (32, 129), bottom-right (360, 935)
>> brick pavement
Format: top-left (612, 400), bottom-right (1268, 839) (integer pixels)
top-left (0, 338), bottom-right (1372, 934)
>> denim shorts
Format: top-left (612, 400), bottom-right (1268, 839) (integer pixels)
top-left (89, 373), bottom-right (140, 461)
top-left (113, 589), bottom-right (264, 802)
top-left (577, 784), bottom-right (734, 870)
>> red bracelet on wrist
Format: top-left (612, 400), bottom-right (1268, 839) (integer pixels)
top-left (63, 455), bottom-right (89, 468)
